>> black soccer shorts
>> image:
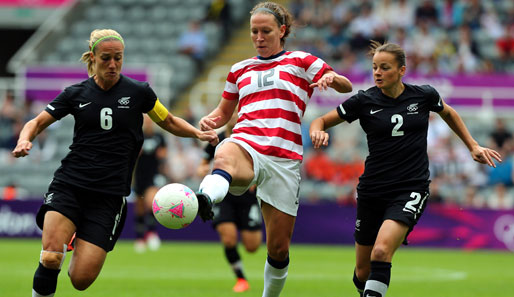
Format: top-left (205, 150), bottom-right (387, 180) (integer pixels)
top-left (354, 190), bottom-right (429, 246)
top-left (212, 193), bottom-right (262, 231)
top-left (37, 179), bottom-right (127, 252)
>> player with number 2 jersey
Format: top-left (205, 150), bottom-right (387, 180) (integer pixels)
top-left (310, 41), bottom-right (501, 297)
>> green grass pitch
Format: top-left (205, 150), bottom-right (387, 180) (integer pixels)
top-left (1, 238), bottom-right (513, 297)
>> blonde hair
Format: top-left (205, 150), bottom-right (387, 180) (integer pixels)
top-left (250, 1), bottom-right (294, 47)
top-left (80, 29), bottom-right (124, 76)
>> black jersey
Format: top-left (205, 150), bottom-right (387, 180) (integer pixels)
top-left (337, 83), bottom-right (444, 195)
top-left (134, 133), bottom-right (166, 180)
top-left (45, 74), bottom-right (157, 195)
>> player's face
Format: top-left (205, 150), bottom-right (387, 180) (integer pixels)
top-left (91, 40), bottom-right (124, 85)
top-left (372, 51), bottom-right (405, 90)
top-left (250, 13), bottom-right (285, 58)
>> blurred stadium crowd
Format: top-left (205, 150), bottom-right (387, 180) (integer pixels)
top-left (289, 0), bottom-right (514, 74)
top-left (0, 0), bottom-right (513, 209)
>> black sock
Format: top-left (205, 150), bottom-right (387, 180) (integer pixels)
top-left (135, 214), bottom-right (145, 239)
top-left (363, 261), bottom-right (391, 297)
top-left (33, 262), bottom-right (60, 296)
top-left (353, 269), bottom-right (366, 297)
top-left (267, 254), bottom-right (289, 269)
top-left (225, 246), bottom-right (245, 279)
top-left (144, 212), bottom-right (157, 232)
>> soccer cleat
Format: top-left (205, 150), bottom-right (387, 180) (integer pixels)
top-left (67, 233), bottom-right (76, 252)
top-left (195, 192), bottom-right (214, 222)
top-left (134, 239), bottom-right (146, 253)
top-left (145, 231), bottom-right (161, 251)
top-left (232, 278), bottom-right (250, 293)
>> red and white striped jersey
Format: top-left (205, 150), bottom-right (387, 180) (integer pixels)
top-left (222, 50), bottom-right (333, 161)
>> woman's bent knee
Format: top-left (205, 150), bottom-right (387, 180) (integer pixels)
top-left (70, 274), bottom-right (96, 291)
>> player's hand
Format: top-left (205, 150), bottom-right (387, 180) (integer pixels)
top-left (199, 116), bottom-right (221, 131)
top-left (470, 145), bottom-right (502, 167)
top-left (310, 130), bottom-right (329, 149)
top-left (309, 72), bottom-right (335, 91)
top-left (12, 140), bottom-right (32, 158)
top-left (197, 129), bottom-right (219, 146)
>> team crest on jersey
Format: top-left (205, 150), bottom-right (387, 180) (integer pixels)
top-left (407, 103), bottom-right (419, 114)
top-left (118, 96), bottom-right (131, 109)
top-left (44, 192), bottom-right (54, 204)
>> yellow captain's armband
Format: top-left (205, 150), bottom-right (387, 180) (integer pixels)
top-left (147, 99), bottom-right (169, 122)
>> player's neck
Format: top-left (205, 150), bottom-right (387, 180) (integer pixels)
top-left (94, 75), bottom-right (120, 91)
top-left (381, 82), bottom-right (404, 99)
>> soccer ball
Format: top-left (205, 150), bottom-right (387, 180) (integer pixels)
top-left (152, 183), bottom-right (198, 229)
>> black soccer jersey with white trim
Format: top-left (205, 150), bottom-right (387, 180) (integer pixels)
top-left (45, 74), bottom-right (157, 195)
top-left (337, 83), bottom-right (444, 195)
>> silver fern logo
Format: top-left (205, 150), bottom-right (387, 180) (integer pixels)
top-left (118, 97), bottom-right (130, 105)
top-left (44, 193), bottom-right (54, 204)
top-left (407, 103), bottom-right (419, 112)
top-left (118, 97), bottom-right (131, 109)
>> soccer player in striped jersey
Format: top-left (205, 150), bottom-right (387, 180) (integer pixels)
top-left (310, 41), bottom-right (502, 297)
top-left (12, 29), bottom-right (218, 297)
top-left (193, 2), bottom-right (352, 296)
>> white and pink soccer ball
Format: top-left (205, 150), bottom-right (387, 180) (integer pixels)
top-left (152, 183), bottom-right (198, 229)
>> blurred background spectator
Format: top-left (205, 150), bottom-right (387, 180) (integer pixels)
top-left (178, 20), bottom-right (208, 71)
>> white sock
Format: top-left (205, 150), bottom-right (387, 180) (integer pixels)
top-left (364, 280), bottom-right (388, 297)
top-left (262, 259), bottom-right (288, 297)
top-left (198, 174), bottom-right (229, 203)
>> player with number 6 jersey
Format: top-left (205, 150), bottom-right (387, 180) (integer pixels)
top-left (12, 29), bottom-right (218, 297)
top-left (310, 41), bottom-right (502, 297)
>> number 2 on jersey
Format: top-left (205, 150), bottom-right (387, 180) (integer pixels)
top-left (391, 114), bottom-right (404, 136)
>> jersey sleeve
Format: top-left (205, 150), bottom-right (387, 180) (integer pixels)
top-left (221, 66), bottom-right (240, 101)
top-left (336, 91), bottom-right (362, 123)
top-left (141, 83), bottom-right (158, 113)
top-left (303, 53), bottom-right (333, 83)
top-left (45, 88), bottom-right (73, 120)
top-left (424, 85), bottom-right (444, 112)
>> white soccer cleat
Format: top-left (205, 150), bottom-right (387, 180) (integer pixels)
top-left (146, 232), bottom-right (161, 251)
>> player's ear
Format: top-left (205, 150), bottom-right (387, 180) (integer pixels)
top-left (399, 65), bottom-right (406, 77)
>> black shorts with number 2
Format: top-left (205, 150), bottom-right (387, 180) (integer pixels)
top-left (36, 179), bottom-right (127, 252)
top-left (354, 190), bottom-right (429, 246)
